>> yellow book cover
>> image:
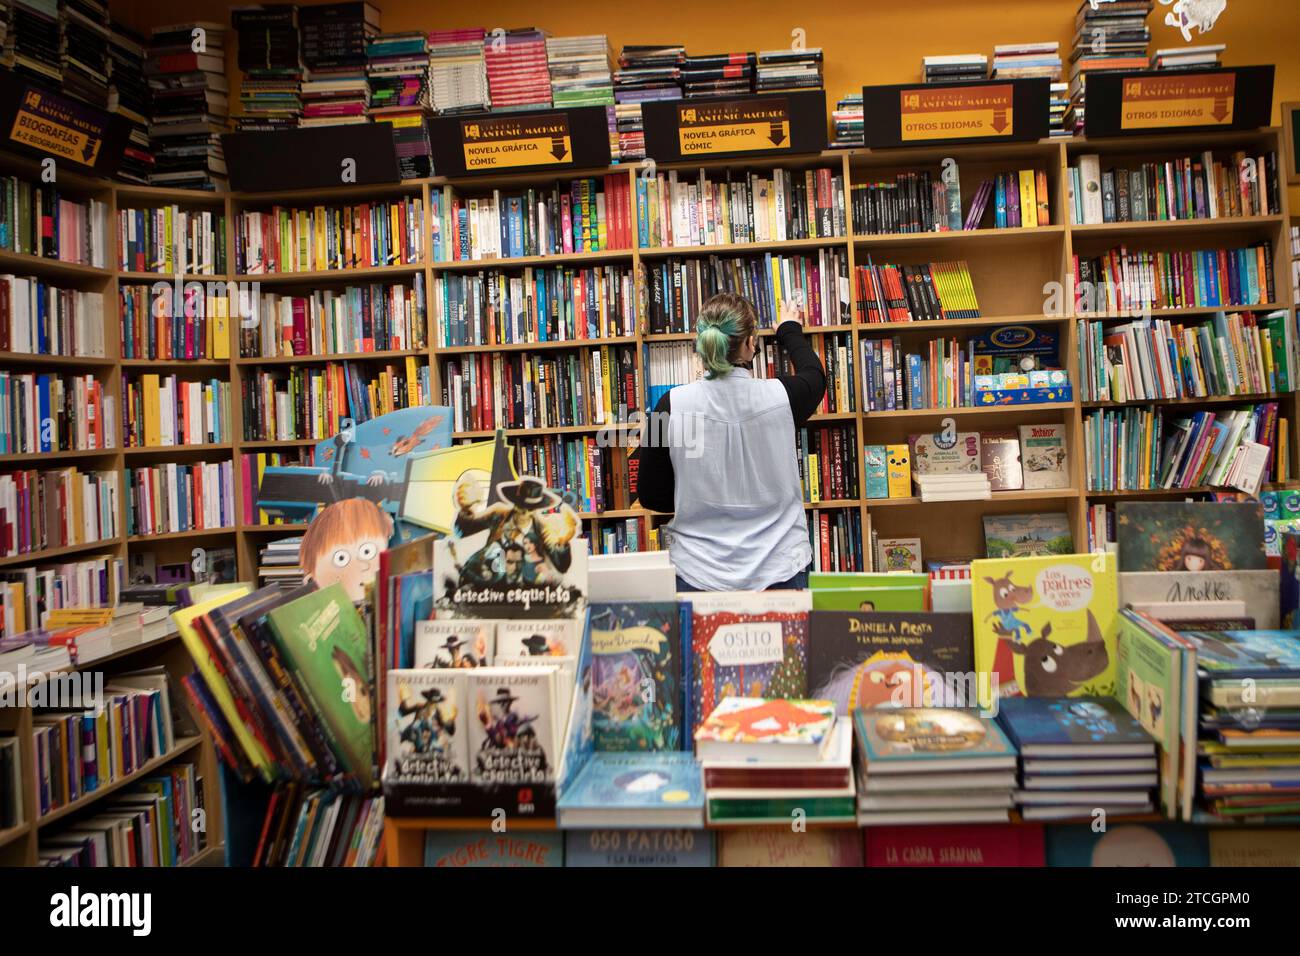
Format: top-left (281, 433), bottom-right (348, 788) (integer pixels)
top-left (9, 581), bottom-right (24, 632)
top-left (212, 293), bottom-right (230, 360)
top-left (1018, 170), bottom-right (1038, 228)
top-left (808, 453), bottom-right (820, 503)
top-left (971, 552), bottom-right (1119, 706)
top-left (141, 374), bottom-right (161, 447)
top-left (45, 607), bottom-right (113, 627)
top-left (314, 205), bottom-right (327, 268)
top-left (886, 444), bottom-right (910, 497)
top-left (1035, 170), bottom-right (1051, 226)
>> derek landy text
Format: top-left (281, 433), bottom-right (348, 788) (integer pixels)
top-left (49, 887), bottom-right (152, 936)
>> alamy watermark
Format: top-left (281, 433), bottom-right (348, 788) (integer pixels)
top-left (0, 667), bottom-right (104, 716)
top-left (149, 275), bottom-right (262, 330)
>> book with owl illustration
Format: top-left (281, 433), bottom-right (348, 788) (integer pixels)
top-left (687, 591), bottom-right (811, 738)
top-left (466, 667), bottom-right (558, 785)
top-left (589, 602), bottom-right (683, 752)
top-left (386, 669), bottom-right (469, 782)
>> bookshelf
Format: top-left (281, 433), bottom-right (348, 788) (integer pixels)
top-left (0, 127), bottom-right (1294, 583)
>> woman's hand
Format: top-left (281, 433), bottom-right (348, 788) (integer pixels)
top-left (777, 296), bottom-right (804, 330)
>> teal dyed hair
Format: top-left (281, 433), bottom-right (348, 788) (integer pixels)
top-left (694, 293), bottom-right (757, 380)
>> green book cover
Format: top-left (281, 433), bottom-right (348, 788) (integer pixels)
top-left (811, 587), bottom-right (928, 612)
top-left (708, 795), bottom-right (856, 822)
top-left (266, 583), bottom-right (376, 787)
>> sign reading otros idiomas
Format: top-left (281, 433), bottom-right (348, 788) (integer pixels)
top-left (899, 84), bottom-right (1014, 142)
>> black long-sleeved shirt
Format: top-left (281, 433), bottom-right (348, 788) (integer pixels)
top-left (632, 320), bottom-right (827, 513)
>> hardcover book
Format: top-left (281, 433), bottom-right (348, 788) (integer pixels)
top-left (980, 429), bottom-right (1024, 491)
top-left (414, 620), bottom-right (492, 668)
top-left (996, 696), bottom-right (1156, 757)
top-left (886, 444), bottom-right (911, 497)
top-left (386, 669), bottom-right (469, 782)
top-left (1045, 823), bottom-right (1210, 867)
top-left (1116, 501), bottom-right (1267, 572)
top-left (864, 823), bottom-right (1045, 866)
top-left (971, 552), bottom-right (1119, 703)
top-left (807, 610), bottom-right (975, 714)
top-left (809, 572), bottom-right (929, 613)
top-left (910, 431), bottom-right (982, 475)
top-left (1018, 423), bottom-right (1069, 490)
top-left (717, 827), bottom-right (863, 866)
top-left (687, 591), bottom-right (811, 736)
top-left (982, 513), bottom-right (1073, 559)
top-left (695, 697), bottom-right (835, 756)
top-left (557, 751), bottom-right (704, 828)
top-left (1176, 629), bottom-right (1300, 678)
top-left (1118, 570), bottom-right (1280, 629)
top-left (874, 537), bottom-right (923, 573)
top-left (588, 601), bottom-right (683, 751)
top-left (493, 618), bottom-right (579, 658)
top-left (854, 708), bottom-right (1017, 771)
top-left (466, 667), bottom-right (557, 785)
top-left (864, 445), bottom-right (888, 499)
top-left (423, 830), bottom-right (564, 867)
top-left (564, 829), bottom-right (715, 867)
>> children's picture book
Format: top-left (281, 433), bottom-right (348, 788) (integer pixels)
top-left (588, 601), bottom-right (683, 751)
top-left (717, 827), bottom-right (863, 866)
top-left (557, 752), bottom-right (704, 828)
top-left (687, 591), bottom-right (811, 736)
top-left (494, 618), bottom-right (579, 658)
top-left (980, 430), bottom-right (1024, 491)
top-left (466, 667), bottom-right (558, 785)
top-left (886, 443), bottom-right (911, 497)
top-left (996, 696), bottom-right (1156, 757)
top-left (854, 708), bottom-right (1017, 771)
top-left (910, 431), bottom-right (982, 475)
top-left (875, 537), bottom-right (923, 572)
top-left (1175, 629), bottom-right (1300, 677)
top-left (386, 669), bottom-right (469, 782)
top-left (414, 620), bottom-right (492, 668)
top-left (807, 610), bottom-right (975, 714)
top-left (1044, 824), bottom-right (1210, 867)
top-left (564, 828), bottom-right (715, 867)
top-left (982, 513), bottom-right (1073, 559)
top-left (694, 697), bottom-right (835, 758)
top-left (865, 824), bottom-right (1045, 866)
top-left (424, 830), bottom-right (564, 867)
top-left (265, 583), bottom-right (376, 786)
top-left (809, 572), bottom-right (929, 612)
top-left (864, 445), bottom-right (888, 499)
top-left (971, 552), bottom-right (1119, 703)
top-left (1118, 570), bottom-right (1280, 629)
top-left (1116, 501), bottom-right (1267, 572)
top-left (1018, 423), bottom-right (1069, 490)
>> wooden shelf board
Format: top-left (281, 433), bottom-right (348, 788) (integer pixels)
top-left (0, 352), bottom-right (114, 368)
top-left (430, 248), bottom-right (634, 270)
top-left (0, 447), bottom-right (120, 464)
top-left (643, 324), bottom-right (852, 342)
top-left (386, 816), bottom-right (556, 832)
top-left (0, 823), bottom-right (30, 850)
top-left (35, 737), bottom-right (202, 829)
top-left (232, 263), bottom-right (422, 284)
top-left (241, 523), bottom-right (309, 532)
top-left (114, 184), bottom-right (230, 206)
top-left (0, 249), bottom-right (110, 279)
top-left (123, 443), bottom-right (233, 456)
top-left (1078, 303), bottom-right (1284, 320)
top-left (868, 488), bottom-right (1078, 508)
top-left (858, 314), bottom-right (1066, 331)
top-left (864, 401), bottom-right (1075, 419)
top-left (454, 423), bottom-right (634, 438)
top-left (1070, 214), bottom-right (1284, 238)
top-left (12, 633), bottom-right (183, 680)
top-left (435, 336), bottom-right (638, 355)
top-left (127, 526), bottom-right (237, 543)
top-left (805, 499), bottom-right (861, 509)
top-left (1087, 482), bottom-right (1300, 498)
top-left (853, 224), bottom-right (1065, 248)
top-left (118, 272), bottom-right (228, 282)
top-left (807, 412), bottom-right (858, 422)
top-left (239, 438), bottom-right (323, 448)
top-left (0, 537), bottom-right (123, 567)
top-left (638, 235), bottom-right (849, 258)
top-left (120, 357), bottom-right (229, 368)
top-left (1082, 392), bottom-right (1287, 409)
top-left (237, 349), bottom-right (424, 365)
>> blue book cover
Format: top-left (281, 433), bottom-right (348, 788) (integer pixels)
top-left (37, 374), bottom-right (50, 452)
top-left (1178, 629), bottom-right (1300, 677)
top-left (864, 445), bottom-right (888, 499)
top-left (1046, 823), bottom-right (1210, 867)
top-left (588, 601), bottom-right (683, 751)
top-left (854, 708), bottom-right (1016, 766)
top-left (997, 696), bottom-right (1154, 750)
top-left (564, 828), bottom-right (714, 867)
top-left (558, 751), bottom-right (704, 817)
top-left (908, 354), bottom-right (925, 409)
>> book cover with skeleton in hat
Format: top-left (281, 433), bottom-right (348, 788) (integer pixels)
top-left (414, 620), bottom-right (493, 669)
top-left (494, 619), bottom-right (579, 658)
top-left (466, 667), bottom-right (558, 785)
top-left (386, 669), bottom-right (470, 782)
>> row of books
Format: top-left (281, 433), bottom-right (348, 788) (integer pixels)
top-left (854, 258), bottom-right (982, 324)
top-left (232, 5), bottom-right (303, 131)
top-left (240, 450), bottom-right (309, 527)
top-left (1068, 150), bottom-right (1282, 225)
top-left (241, 360), bottom-right (430, 443)
top-left (0, 371), bottom-right (115, 454)
top-left (1077, 311), bottom-right (1298, 403)
top-left (1083, 402), bottom-right (1286, 493)
top-left (808, 509), bottom-right (865, 573)
top-left (636, 167), bottom-right (846, 248)
top-left (430, 175), bottom-right (634, 261)
top-left (798, 424), bottom-right (860, 502)
top-left (754, 331), bottom-right (858, 415)
top-left (254, 535), bottom-right (303, 590)
top-left (881, 427), bottom-right (1068, 500)
top-left (232, 198), bottom-right (426, 274)
top-left (125, 460), bottom-right (235, 538)
top-left (484, 27), bottom-right (550, 112)
top-left (0, 276), bottom-right (105, 357)
top-left (513, 435), bottom-right (637, 515)
top-left (240, 280), bottom-right (428, 358)
top-left (116, 206), bottom-right (228, 275)
top-left (121, 375), bottom-right (230, 448)
top-left (0, 466), bottom-right (118, 559)
top-left (250, 787), bottom-right (384, 867)
top-left (0, 179), bottom-right (108, 266)
top-left (592, 516), bottom-right (653, 554)
top-left (1073, 244), bottom-right (1277, 315)
top-left (0, 554), bottom-right (123, 640)
top-left (119, 285), bottom-right (232, 361)
top-left (432, 265), bottom-right (636, 347)
top-left (38, 763), bottom-right (207, 867)
top-left (439, 345), bottom-right (640, 433)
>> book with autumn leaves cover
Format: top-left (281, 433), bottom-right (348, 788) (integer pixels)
top-left (685, 591), bottom-right (811, 739)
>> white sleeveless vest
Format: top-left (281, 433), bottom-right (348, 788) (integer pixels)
top-left (665, 367), bottom-right (811, 590)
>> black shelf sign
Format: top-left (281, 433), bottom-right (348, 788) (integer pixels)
top-left (641, 90), bottom-right (827, 162)
top-left (428, 106), bottom-right (611, 177)
top-left (861, 78), bottom-right (1050, 148)
top-left (0, 73), bottom-right (128, 176)
top-left (223, 124), bottom-right (402, 192)
top-left (1083, 66), bottom-right (1275, 138)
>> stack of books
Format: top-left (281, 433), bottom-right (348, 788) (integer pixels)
top-left (1067, 0), bottom-right (1153, 134)
top-left (107, 21), bottom-right (153, 183)
top-left (0, 7), bottom-right (10, 71)
top-left (999, 696), bottom-right (1159, 821)
top-left (366, 31), bottom-right (432, 178)
top-left (59, 0), bottom-right (110, 108)
top-left (611, 44), bottom-right (682, 161)
top-left (755, 47), bottom-right (823, 93)
top-left (1182, 628), bottom-right (1300, 823)
top-left (9, 0), bottom-right (60, 86)
top-left (146, 21), bottom-right (229, 190)
top-left (681, 51), bottom-right (754, 99)
top-left (299, 1), bottom-right (377, 127)
top-left (913, 472), bottom-right (993, 503)
top-left (545, 35), bottom-right (615, 158)
top-left (1151, 43), bottom-right (1224, 70)
top-left (991, 41), bottom-right (1065, 137)
top-left (855, 707), bottom-right (1017, 825)
top-left (427, 28), bottom-right (489, 114)
top-left (232, 5), bottom-right (303, 132)
top-left (695, 697), bottom-right (855, 825)
top-left (922, 53), bottom-right (987, 84)
top-left (258, 535), bottom-right (304, 590)
top-left (558, 752), bottom-right (704, 828)
top-left (483, 27), bottom-right (551, 112)
top-left (830, 92), bottom-right (863, 147)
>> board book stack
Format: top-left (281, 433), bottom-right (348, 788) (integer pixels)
top-left (695, 697), bottom-right (854, 825)
top-left (854, 708), bottom-right (1017, 826)
top-left (997, 696), bottom-right (1158, 821)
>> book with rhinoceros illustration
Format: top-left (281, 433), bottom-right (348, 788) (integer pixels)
top-left (970, 553), bottom-right (1119, 708)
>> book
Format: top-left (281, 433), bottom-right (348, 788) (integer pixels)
top-left (385, 669), bottom-right (469, 782)
top-left (588, 601), bottom-right (683, 751)
top-left (971, 552), bottom-right (1119, 702)
top-left (716, 827), bottom-right (863, 866)
top-left (493, 619), bottom-right (579, 658)
top-left (557, 751), bottom-right (704, 828)
top-left (910, 431), bottom-right (982, 474)
top-left (854, 708), bottom-right (1018, 773)
top-left (1176, 629), bottom-right (1300, 678)
top-left (563, 828), bottom-right (715, 867)
top-left (886, 444), bottom-right (911, 497)
top-left (694, 697), bottom-right (835, 762)
top-left (1045, 823), bottom-right (1210, 867)
top-left (423, 830), bottom-right (564, 867)
top-left (686, 591), bottom-right (810, 736)
top-left (980, 429), bottom-right (1024, 490)
top-left (808, 572), bottom-right (930, 612)
top-left (1018, 423), bottom-right (1070, 490)
top-left (996, 696), bottom-right (1156, 758)
top-left (414, 620), bottom-right (492, 668)
top-left (806, 610), bottom-right (975, 713)
top-left (1116, 501), bottom-right (1267, 572)
top-left (701, 721), bottom-right (853, 791)
top-left (982, 513), bottom-right (1073, 559)
top-left (864, 824), bottom-right (1045, 866)
top-left (874, 537), bottom-right (922, 573)
top-left (465, 667), bottom-right (557, 785)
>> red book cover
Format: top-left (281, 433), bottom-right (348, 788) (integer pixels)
top-left (865, 824), bottom-right (1046, 866)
